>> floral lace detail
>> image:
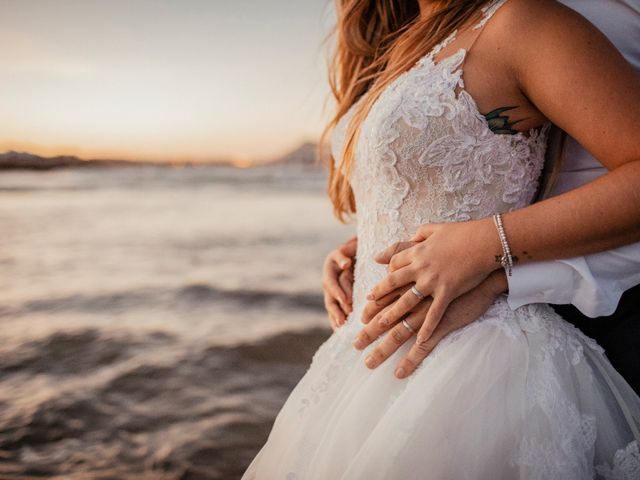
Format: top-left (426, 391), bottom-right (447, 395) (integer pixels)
top-left (422, 90), bottom-right (550, 221)
top-left (331, 0), bottom-right (550, 307)
top-left (596, 441), bottom-right (640, 480)
top-left (512, 302), bottom-right (605, 362)
top-left (474, 0), bottom-right (508, 30)
top-left (514, 306), bottom-right (600, 479)
top-left (474, 301), bottom-right (611, 478)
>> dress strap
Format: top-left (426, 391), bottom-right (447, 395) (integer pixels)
top-left (426, 0), bottom-right (508, 62)
top-left (431, 29), bottom-right (459, 58)
top-left (465, 0), bottom-right (509, 55)
top-left (473, 0), bottom-right (509, 31)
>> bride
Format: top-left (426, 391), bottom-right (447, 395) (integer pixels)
top-left (243, 0), bottom-right (640, 478)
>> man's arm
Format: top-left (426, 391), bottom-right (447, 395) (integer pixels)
top-left (507, 242), bottom-right (640, 317)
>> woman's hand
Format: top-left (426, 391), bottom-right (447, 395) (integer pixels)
top-left (323, 236), bottom-right (357, 331)
top-left (354, 270), bottom-right (507, 378)
top-left (365, 218), bottom-right (501, 343)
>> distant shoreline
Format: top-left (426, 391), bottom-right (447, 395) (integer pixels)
top-left (0, 152), bottom-right (237, 170)
top-left (0, 142), bottom-right (323, 171)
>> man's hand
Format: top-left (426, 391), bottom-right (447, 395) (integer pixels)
top-left (323, 236), bottom-right (357, 331)
top-left (364, 219), bottom-right (501, 346)
top-left (353, 270), bottom-right (507, 378)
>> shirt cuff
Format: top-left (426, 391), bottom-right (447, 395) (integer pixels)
top-left (506, 261), bottom-right (577, 310)
top-left (506, 259), bottom-right (623, 318)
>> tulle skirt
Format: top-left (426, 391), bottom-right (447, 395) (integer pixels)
top-left (242, 297), bottom-right (640, 479)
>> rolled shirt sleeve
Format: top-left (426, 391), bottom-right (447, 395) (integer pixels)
top-left (507, 242), bottom-right (640, 318)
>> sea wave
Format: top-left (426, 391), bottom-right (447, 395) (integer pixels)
top-left (0, 165), bottom-right (327, 194)
top-left (0, 284), bottom-right (325, 319)
top-left (0, 327), bottom-right (329, 479)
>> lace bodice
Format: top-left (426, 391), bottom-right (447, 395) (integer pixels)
top-left (330, 0), bottom-right (549, 306)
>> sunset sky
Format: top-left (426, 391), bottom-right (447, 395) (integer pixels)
top-left (0, 0), bottom-right (334, 163)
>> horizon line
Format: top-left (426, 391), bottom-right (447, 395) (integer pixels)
top-left (0, 139), bottom-right (321, 166)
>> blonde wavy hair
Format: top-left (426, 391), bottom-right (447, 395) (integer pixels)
top-left (319, 0), bottom-right (488, 222)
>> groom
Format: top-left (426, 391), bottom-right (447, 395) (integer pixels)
top-left (324, 0), bottom-right (640, 394)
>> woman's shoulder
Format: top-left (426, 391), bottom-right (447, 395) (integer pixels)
top-left (488, 0), bottom-right (605, 39)
top-left (492, 0), bottom-right (584, 22)
top-left (488, 0), bottom-right (640, 170)
top-left (482, 0), bottom-right (618, 69)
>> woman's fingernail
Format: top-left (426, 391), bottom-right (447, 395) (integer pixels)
top-left (378, 317), bottom-right (388, 326)
top-left (365, 355), bottom-right (375, 368)
top-left (352, 338), bottom-right (363, 349)
top-left (366, 293), bottom-right (374, 300)
top-left (395, 367), bottom-right (406, 378)
top-left (339, 260), bottom-right (348, 268)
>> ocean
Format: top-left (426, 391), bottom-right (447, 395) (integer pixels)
top-left (0, 165), bottom-right (354, 479)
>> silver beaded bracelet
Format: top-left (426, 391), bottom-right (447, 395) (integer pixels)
top-left (492, 213), bottom-right (514, 277)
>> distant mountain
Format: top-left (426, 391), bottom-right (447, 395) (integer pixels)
top-left (0, 150), bottom-right (144, 170)
top-left (0, 142), bottom-right (327, 171)
top-left (266, 142), bottom-right (323, 169)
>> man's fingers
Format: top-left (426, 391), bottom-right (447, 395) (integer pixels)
top-left (339, 236), bottom-right (358, 257)
top-left (360, 287), bottom-right (405, 324)
top-left (329, 315), bottom-right (338, 332)
top-left (394, 326), bottom-right (448, 378)
top-left (393, 296), bottom-right (451, 378)
top-left (322, 264), bottom-right (349, 308)
top-left (366, 267), bottom-right (415, 301)
top-left (329, 248), bottom-right (352, 270)
top-left (327, 307), bottom-right (338, 331)
top-left (326, 299), bottom-right (346, 326)
top-left (355, 292), bottom-right (426, 350)
top-left (363, 311), bottom-right (424, 369)
top-left (416, 295), bottom-right (450, 344)
top-left (338, 269), bottom-right (354, 309)
top-left (353, 303), bottom-right (394, 350)
top-left (373, 288), bottom-right (425, 328)
top-left (391, 279), bottom-right (502, 379)
top-left (395, 302), bottom-right (452, 379)
top-left (373, 241), bottom-right (415, 264)
top-left (324, 293), bottom-right (346, 327)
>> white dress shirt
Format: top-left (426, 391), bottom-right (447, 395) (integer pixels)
top-left (506, 0), bottom-right (640, 317)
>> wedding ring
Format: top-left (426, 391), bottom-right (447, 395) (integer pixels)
top-left (401, 319), bottom-right (416, 334)
top-left (410, 285), bottom-right (426, 300)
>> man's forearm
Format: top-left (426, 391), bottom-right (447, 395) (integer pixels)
top-left (485, 269), bottom-right (509, 296)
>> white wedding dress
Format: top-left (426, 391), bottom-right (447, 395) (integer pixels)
top-left (243, 1), bottom-right (640, 478)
